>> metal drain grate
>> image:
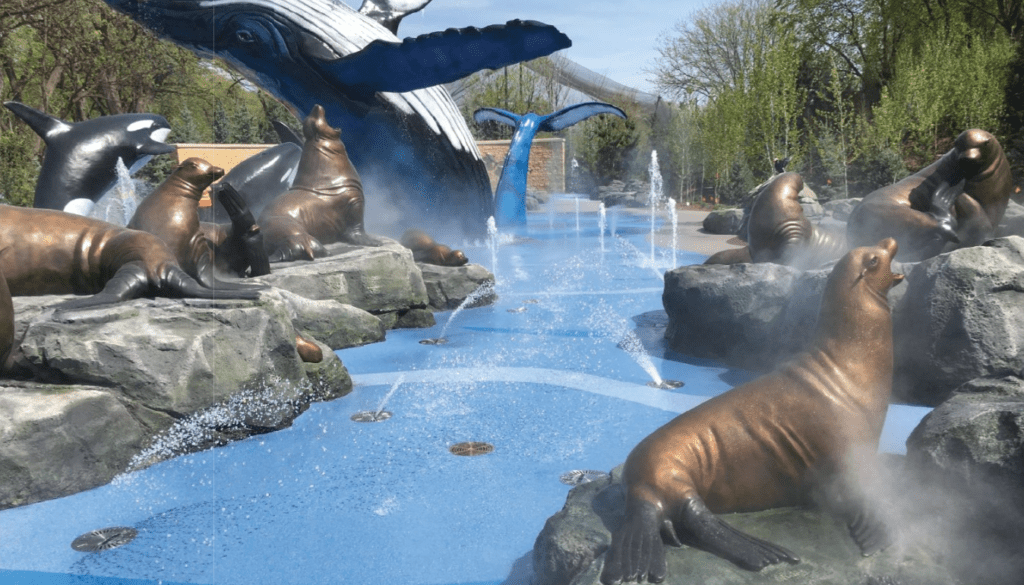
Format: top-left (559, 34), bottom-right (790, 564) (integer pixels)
top-left (560, 470), bottom-right (610, 486)
top-left (351, 410), bottom-right (392, 422)
top-left (449, 441), bottom-right (494, 456)
top-left (71, 527), bottom-right (138, 552)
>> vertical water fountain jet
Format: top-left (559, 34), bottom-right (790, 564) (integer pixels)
top-left (586, 300), bottom-right (682, 388)
top-left (668, 197), bottom-right (678, 268)
top-left (648, 151), bottom-right (663, 266)
top-left (420, 282), bottom-right (496, 345)
top-left (89, 158), bottom-right (140, 226)
top-left (599, 202), bottom-right (607, 254)
top-left (351, 375), bottom-right (405, 422)
top-left (487, 216), bottom-right (499, 281)
top-left (575, 196), bottom-right (581, 235)
top-left (614, 236), bottom-right (665, 282)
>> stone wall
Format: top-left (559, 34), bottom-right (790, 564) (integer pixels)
top-left (478, 138), bottom-right (565, 194)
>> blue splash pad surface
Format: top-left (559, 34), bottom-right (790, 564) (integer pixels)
top-left (0, 207), bottom-right (930, 585)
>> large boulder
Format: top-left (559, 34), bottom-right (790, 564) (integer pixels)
top-left (418, 263), bottom-right (496, 311)
top-left (662, 262), bottom-right (827, 371)
top-left (251, 239), bottom-right (430, 326)
top-left (892, 237), bottom-right (1024, 405)
top-left (663, 237), bottom-right (1024, 405)
top-left (532, 465), bottom-right (956, 585)
top-left (702, 208), bottom-right (745, 235)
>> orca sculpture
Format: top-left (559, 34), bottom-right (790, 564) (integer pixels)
top-left (474, 102), bottom-right (626, 227)
top-left (99, 0), bottom-right (572, 236)
top-left (3, 101), bottom-right (174, 213)
top-left (200, 142), bottom-right (303, 224)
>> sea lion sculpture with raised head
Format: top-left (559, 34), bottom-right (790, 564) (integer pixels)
top-left (602, 238), bottom-right (905, 584)
top-left (3, 101), bottom-right (174, 215)
top-left (128, 157), bottom-right (267, 287)
top-left (0, 206), bottom-right (262, 310)
top-left (400, 229), bottom-right (468, 266)
top-left (704, 173), bottom-right (846, 269)
top-left (847, 129), bottom-right (1011, 261)
top-left (259, 105), bottom-right (378, 262)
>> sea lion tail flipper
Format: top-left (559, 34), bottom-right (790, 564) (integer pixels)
top-left (53, 264), bottom-right (151, 311)
top-left (600, 499), bottom-right (668, 585)
top-left (162, 265), bottom-right (262, 301)
top-left (676, 497), bottom-right (800, 571)
top-left (847, 506), bottom-right (893, 556)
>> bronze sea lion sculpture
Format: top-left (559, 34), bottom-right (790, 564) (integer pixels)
top-left (400, 229), bottom-right (469, 266)
top-left (602, 238), bottom-right (905, 584)
top-left (847, 129), bottom-right (1012, 261)
top-left (0, 266), bottom-right (12, 367)
top-left (0, 206), bottom-right (262, 310)
top-left (703, 173), bottom-right (846, 269)
top-left (128, 158), bottom-right (265, 288)
top-left (259, 105), bottom-right (379, 262)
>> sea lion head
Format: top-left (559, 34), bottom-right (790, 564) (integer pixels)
top-left (842, 237), bottom-right (904, 301)
top-left (445, 249), bottom-right (469, 266)
top-left (303, 104), bottom-right (343, 145)
top-left (955, 129), bottom-right (999, 175)
top-left (173, 157), bottom-right (225, 196)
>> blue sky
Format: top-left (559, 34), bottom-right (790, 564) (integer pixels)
top-left (394, 0), bottom-right (710, 95)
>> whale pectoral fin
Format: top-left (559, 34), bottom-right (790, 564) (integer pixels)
top-left (601, 498), bottom-right (667, 585)
top-left (538, 102), bottom-right (627, 132)
top-left (3, 101), bottom-right (72, 141)
top-left (676, 497), bottom-right (800, 571)
top-left (847, 506), bottom-right (893, 556)
top-left (314, 20), bottom-right (571, 95)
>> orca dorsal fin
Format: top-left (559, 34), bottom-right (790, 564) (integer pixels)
top-left (4, 101), bottom-right (73, 141)
top-left (537, 102), bottom-right (626, 132)
top-left (473, 107), bottom-right (521, 128)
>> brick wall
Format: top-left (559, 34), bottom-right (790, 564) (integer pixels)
top-left (477, 138), bottom-right (566, 194)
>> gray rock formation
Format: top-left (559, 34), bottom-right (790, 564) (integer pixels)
top-left (532, 466), bottom-right (956, 585)
top-left (996, 199), bottom-right (1024, 238)
top-left (595, 180), bottom-right (648, 208)
top-left (822, 197), bottom-right (861, 221)
top-left (418, 263), bottom-right (497, 311)
top-left (664, 236), bottom-right (1024, 405)
top-left (702, 208), bottom-right (744, 235)
top-left (251, 239), bottom-right (431, 327)
top-left (270, 288), bottom-right (385, 350)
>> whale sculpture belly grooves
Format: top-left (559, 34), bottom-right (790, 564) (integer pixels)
top-left (603, 238), bottom-right (905, 584)
top-left (99, 0), bottom-right (572, 236)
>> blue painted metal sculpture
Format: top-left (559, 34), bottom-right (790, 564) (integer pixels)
top-left (3, 101), bottom-right (174, 213)
top-left (474, 102), bottom-right (626, 227)
top-left (99, 0), bottom-right (572, 236)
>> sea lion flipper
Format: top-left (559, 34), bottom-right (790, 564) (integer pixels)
top-left (676, 497), bottom-right (800, 571)
top-left (847, 506), bottom-right (893, 556)
top-left (601, 498), bottom-right (667, 585)
top-left (54, 264), bottom-right (151, 310)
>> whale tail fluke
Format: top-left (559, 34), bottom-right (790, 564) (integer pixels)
top-left (3, 101), bottom-right (72, 141)
top-left (538, 102), bottom-right (627, 132)
top-left (472, 107), bottom-right (522, 128)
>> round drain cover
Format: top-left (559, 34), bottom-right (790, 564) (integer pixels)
top-left (560, 470), bottom-right (609, 486)
top-left (648, 379), bottom-right (685, 389)
top-left (71, 527), bottom-right (138, 552)
top-left (449, 441), bottom-right (494, 456)
top-left (351, 410), bottom-right (392, 422)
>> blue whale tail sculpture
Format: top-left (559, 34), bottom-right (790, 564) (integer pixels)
top-left (4, 101), bottom-right (174, 212)
top-left (474, 102), bottom-right (626, 227)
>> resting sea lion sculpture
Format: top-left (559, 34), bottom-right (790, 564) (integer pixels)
top-left (400, 229), bottom-right (468, 266)
top-left (259, 105), bottom-right (381, 262)
top-left (0, 206), bottom-right (262, 310)
top-left (847, 129), bottom-right (1011, 261)
top-left (0, 266), bottom-right (12, 367)
top-left (703, 173), bottom-right (846, 269)
top-left (129, 158), bottom-right (267, 287)
top-left (603, 238), bottom-right (905, 584)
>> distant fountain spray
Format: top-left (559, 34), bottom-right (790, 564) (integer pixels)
top-left (351, 375), bottom-right (405, 422)
top-left (90, 158), bottom-right (140, 226)
top-left (574, 196), bottom-right (581, 234)
top-left (421, 282), bottom-right (496, 345)
top-left (668, 197), bottom-right (678, 268)
top-left (598, 202), bottom-right (607, 253)
top-left (648, 151), bottom-right (663, 266)
top-left (615, 237), bottom-right (664, 282)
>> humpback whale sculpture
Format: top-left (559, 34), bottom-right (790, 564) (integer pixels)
top-left (3, 101), bottom-right (173, 214)
top-left (99, 0), bottom-right (572, 236)
top-left (474, 102), bottom-right (626, 227)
